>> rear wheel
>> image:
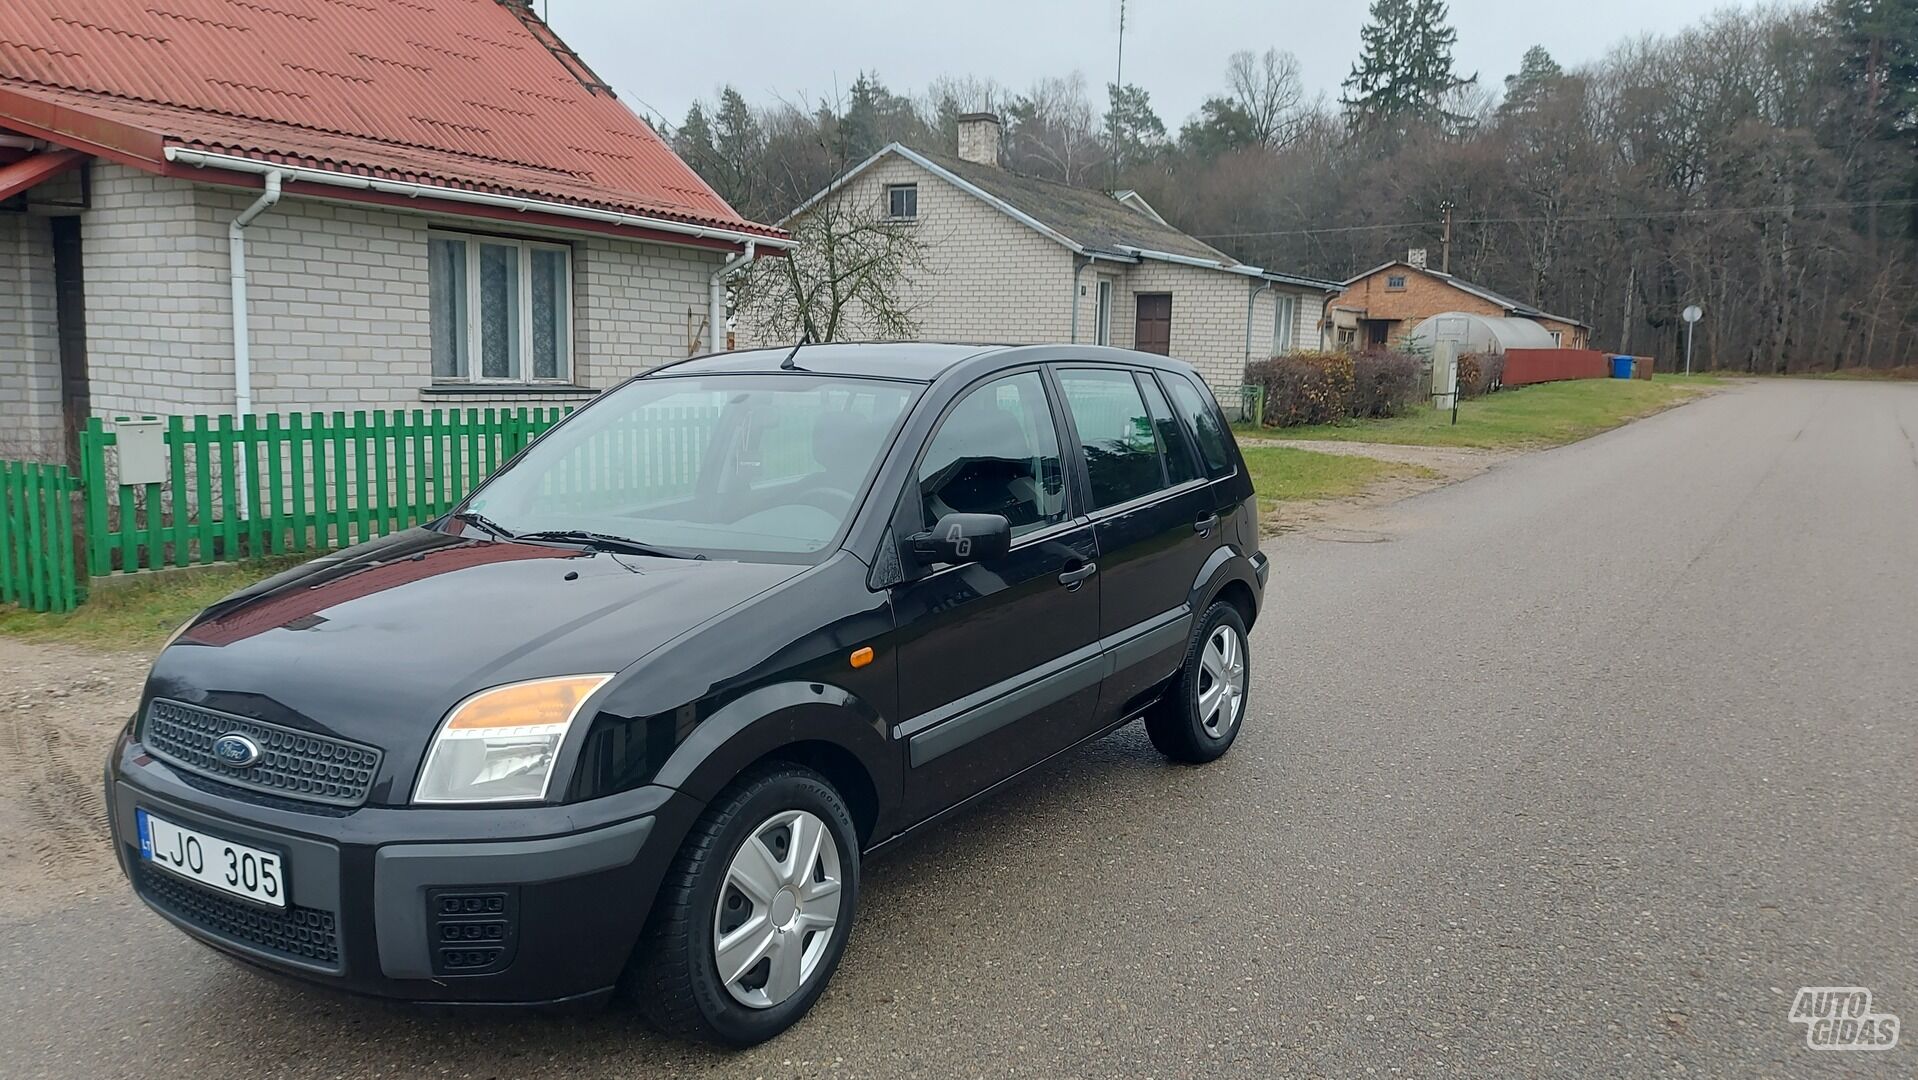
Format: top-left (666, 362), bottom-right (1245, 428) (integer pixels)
top-left (1144, 601), bottom-right (1250, 763)
top-left (627, 764), bottom-right (858, 1045)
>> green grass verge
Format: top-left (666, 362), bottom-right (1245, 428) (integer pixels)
top-left (1240, 445), bottom-right (1433, 511)
top-left (1234, 375), bottom-right (1725, 449)
top-left (0, 555), bottom-right (310, 651)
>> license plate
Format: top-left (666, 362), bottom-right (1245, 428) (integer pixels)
top-left (137, 809), bottom-right (285, 908)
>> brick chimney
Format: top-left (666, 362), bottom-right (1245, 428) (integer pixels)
top-left (956, 113), bottom-right (1002, 168)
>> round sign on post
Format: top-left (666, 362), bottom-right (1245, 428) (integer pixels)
top-left (1681, 305), bottom-right (1702, 374)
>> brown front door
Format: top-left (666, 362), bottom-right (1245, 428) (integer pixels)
top-left (1134, 293), bottom-right (1171, 355)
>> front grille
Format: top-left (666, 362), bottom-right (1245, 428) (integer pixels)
top-left (142, 700), bottom-right (382, 808)
top-left (136, 861), bottom-right (341, 970)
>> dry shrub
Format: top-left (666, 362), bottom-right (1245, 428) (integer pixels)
top-left (1456, 352), bottom-right (1506, 398)
top-left (1353, 349), bottom-right (1424, 417)
top-left (1246, 351), bottom-right (1355, 427)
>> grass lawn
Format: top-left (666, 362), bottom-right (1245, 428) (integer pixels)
top-left (0, 555), bottom-right (309, 651)
top-left (1239, 444), bottom-right (1433, 511)
top-left (1235, 375), bottom-right (1725, 450)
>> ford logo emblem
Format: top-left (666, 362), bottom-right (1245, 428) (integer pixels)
top-left (212, 733), bottom-right (263, 769)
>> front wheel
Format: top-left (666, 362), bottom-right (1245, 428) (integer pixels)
top-left (1144, 601), bottom-right (1250, 763)
top-left (626, 764), bottom-right (859, 1045)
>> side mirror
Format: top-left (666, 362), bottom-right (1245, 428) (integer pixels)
top-left (909, 513), bottom-right (1011, 567)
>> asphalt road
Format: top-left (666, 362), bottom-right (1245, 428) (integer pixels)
top-left (2, 378), bottom-right (1913, 1078)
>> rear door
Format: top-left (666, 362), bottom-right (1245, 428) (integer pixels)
top-left (890, 369), bottom-right (1102, 822)
top-left (1052, 365), bottom-right (1220, 718)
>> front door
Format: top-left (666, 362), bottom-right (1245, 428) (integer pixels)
top-left (1134, 293), bottom-right (1172, 355)
top-left (890, 369), bottom-right (1101, 822)
top-left (1054, 366), bottom-right (1218, 716)
top-left (50, 216), bottom-right (90, 467)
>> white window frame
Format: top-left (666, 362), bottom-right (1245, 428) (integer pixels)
top-left (1549, 330), bottom-right (1563, 346)
top-left (430, 229), bottom-right (574, 384)
top-left (1272, 293), bottom-right (1298, 353)
top-left (886, 183), bottom-right (918, 220)
top-left (1094, 279), bottom-right (1114, 346)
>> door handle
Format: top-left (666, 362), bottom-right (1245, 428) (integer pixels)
top-left (1194, 514), bottom-right (1221, 536)
top-left (1057, 562), bottom-right (1098, 587)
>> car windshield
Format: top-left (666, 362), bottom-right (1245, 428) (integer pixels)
top-left (459, 373), bottom-right (919, 559)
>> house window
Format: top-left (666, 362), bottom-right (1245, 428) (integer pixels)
top-left (1549, 330), bottom-right (1563, 346)
top-left (430, 232), bottom-right (572, 383)
top-left (1273, 293), bottom-right (1298, 353)
top-left (887, 183), bottom-right (918, 220)
top-left (1385, 274), bottom-right (1407, 291)
top-left (1095, 279), bottom-right (1114, 346)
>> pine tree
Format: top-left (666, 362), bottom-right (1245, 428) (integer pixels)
top-left (674, 102), bottom-right (717, 178)
top-left (1105, 82), bottom-right (1167, 169)
top-left (1341, 0), bottom-right (1476, 137)
top-left (1498, 45), bottom-right (1565, 119)
top-left (711, 87), bottom-right (762, 212)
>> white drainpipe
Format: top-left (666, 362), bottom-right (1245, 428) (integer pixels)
top-left (707, 239), bottom-right (756, 353)
top-left (1245, 279), bottom-right (1274, 367)
top-left (1069, 257), bottom-right (1092, 343)
top-left (229, 170), bottom-right (283, 419)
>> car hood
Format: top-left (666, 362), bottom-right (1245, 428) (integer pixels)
top-left (140, 528), bottom-right (806, 804)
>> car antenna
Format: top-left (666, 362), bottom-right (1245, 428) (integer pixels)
top-left (779, 329), bottom-right (812, 371)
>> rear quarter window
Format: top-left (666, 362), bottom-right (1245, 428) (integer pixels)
top-left (1165, 374), bottom-right (1233, 476)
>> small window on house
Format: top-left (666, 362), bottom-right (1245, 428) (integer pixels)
top-left (887, 183), bottom-right (918, 220)
top-left (430, 232), bottom-right (573, 383)
top-left (1272, 293), bottom-right (1298, 353)
top-left (1094, 279), bottom-right (1114, 346)
top-left (1549, 330), bottom-right (1563, 346)
top-left (1386, 274), bottom-right (1408, 290)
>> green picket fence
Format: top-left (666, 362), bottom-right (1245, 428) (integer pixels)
top-left (77, 407), bottom-right (573, 578)
top-left (0, 460), bottom-right (82, 614)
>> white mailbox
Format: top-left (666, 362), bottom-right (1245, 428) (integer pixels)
top-left (114, 416), bottom-right (168, 487)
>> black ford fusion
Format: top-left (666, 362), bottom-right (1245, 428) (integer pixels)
top-left (107, 342), bottom-right (1267, 1045)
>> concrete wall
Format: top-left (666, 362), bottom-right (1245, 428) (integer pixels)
top-left (73, 162), bottom-right (722, 419)
top-left (0, 212), bottom-right (62, 457)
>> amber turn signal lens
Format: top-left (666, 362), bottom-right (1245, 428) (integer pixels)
top-left (849, 647), bottom-right (874, 669)
top-left (444, 674), bottom-right (613, 730)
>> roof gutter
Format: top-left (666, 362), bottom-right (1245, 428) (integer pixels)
top-left (165, 147), bottom-right (792, 252)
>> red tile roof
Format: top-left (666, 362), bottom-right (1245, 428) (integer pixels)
top-left (0, 0), bottom-right (782, 244)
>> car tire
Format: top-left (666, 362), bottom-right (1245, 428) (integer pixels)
top-left (626, 763), bottom-right (859, 1046)
top-left (1144, 601), bottom-right (1250, 764)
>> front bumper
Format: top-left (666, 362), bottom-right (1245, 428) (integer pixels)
top-left (106, 726), bottom-right (700, 1006)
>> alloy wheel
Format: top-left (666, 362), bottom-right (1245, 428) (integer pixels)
top-left (712, 809), bottom-right (843, 1009)
top-left (1196, 623), bottom-right (1246, 738)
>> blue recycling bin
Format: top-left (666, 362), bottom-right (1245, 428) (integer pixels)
top-left (1610, 355), bottom-right (1635, 379)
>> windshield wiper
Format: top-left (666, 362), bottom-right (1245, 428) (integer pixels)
top-left (515, 529), bottom-right (706, 560)
top-left (450, 509), bottom-right (515, 540)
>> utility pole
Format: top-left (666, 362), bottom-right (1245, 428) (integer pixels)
top-left (1619, 264), bottom-right (1636, 356)
top-left (1108, 0), bottom-right (1127, 192)
top-left (1439, 201), bottom-right (1454, 273)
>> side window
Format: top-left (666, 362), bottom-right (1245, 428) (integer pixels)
top-left (1140, 375), bottom-right (1199, 485)
top-left (1166, 374), bottom-right (1232, 476)
top-left (1057, 368), bottom-right (1166, 509)
top-left (917, 372), bottom-right (1067, 538)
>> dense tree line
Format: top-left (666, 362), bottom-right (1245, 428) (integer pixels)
top-left (669, 0), bottom-right (1917, 371)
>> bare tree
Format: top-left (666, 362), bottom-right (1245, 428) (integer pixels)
top-left (736, 193), bottom-right (928, 343)
top-left (1224, 48), bottom-right (1308, 148)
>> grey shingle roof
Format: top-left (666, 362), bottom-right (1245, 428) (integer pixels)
top-left (910, 148), bottom-right (1240, 265)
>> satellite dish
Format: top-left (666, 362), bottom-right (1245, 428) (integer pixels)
top-left (1682, 305), bottom-right (1703, 324)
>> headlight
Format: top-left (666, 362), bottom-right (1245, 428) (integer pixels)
top-left (413, 674), bottom-right (613, 805)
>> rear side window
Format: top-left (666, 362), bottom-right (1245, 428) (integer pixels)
top-left (1139, 375), bottom-right (1199, 485)
top-left (1057, 368), bottom-right (1166, 509)
top-left (918, 371), bottom-right (1068, 538)
top-left (1166, 374), bottom-right (1233, 476)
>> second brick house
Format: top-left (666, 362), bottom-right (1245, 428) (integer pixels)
top-left (755, 114), bottom-right (1341, 395)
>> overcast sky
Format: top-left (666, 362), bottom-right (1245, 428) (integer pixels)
top-left (544, 0), bottom-right (1754, 130)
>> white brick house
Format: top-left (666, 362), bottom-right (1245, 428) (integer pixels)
top-left (0, 0), bottom-right (785, 461)
top-left (758, 114), bottom-right (1338, 395)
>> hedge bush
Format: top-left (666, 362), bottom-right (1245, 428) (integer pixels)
top-left (1246, 351), bottom-right (1354, 427)
top-left (1352, 349), bottom-right (1425, 417)
top-left (1456, 352), bottom-right (1505, 399)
